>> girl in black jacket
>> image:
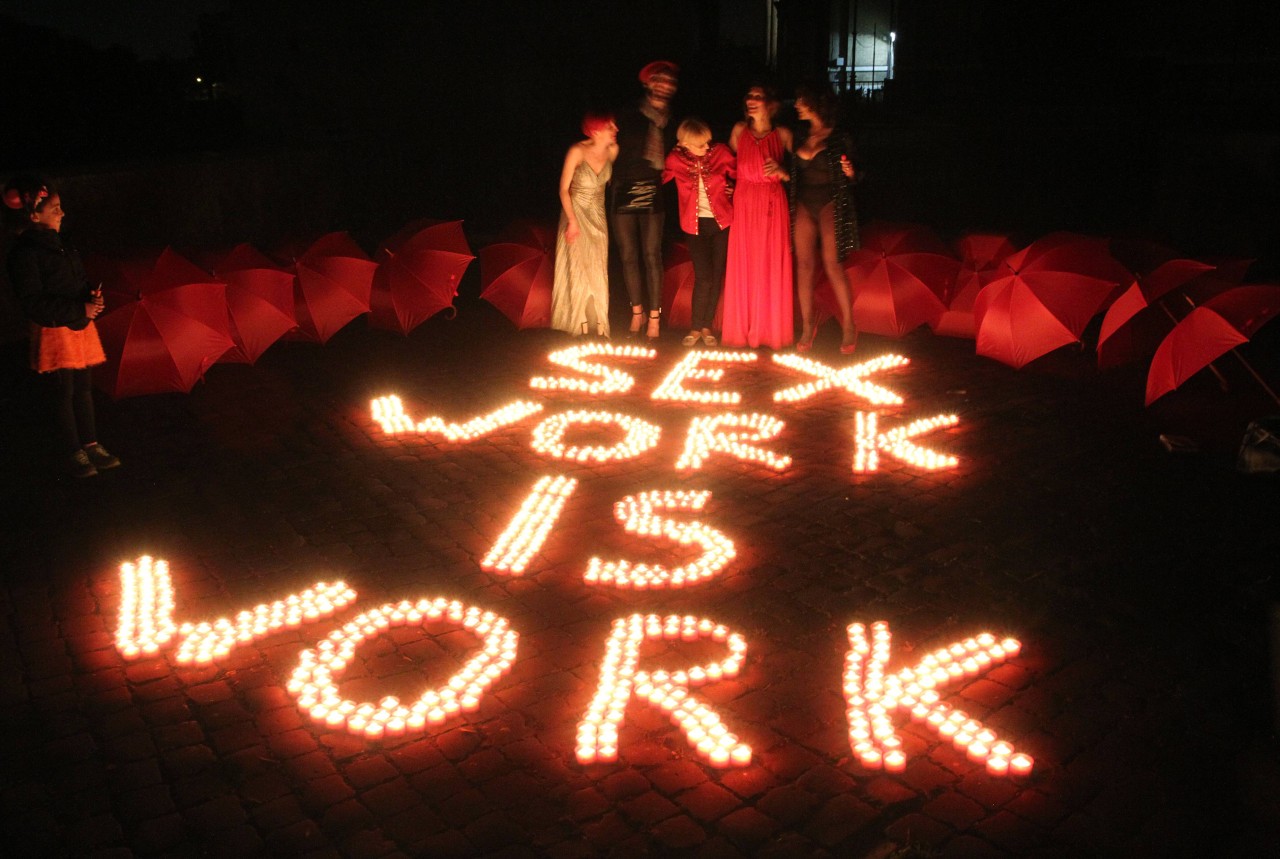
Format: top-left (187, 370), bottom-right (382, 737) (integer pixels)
top-left (5, 173), bottom-right (120, 477)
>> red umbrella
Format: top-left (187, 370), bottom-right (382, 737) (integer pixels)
top-left (284, 232), bottom-right (376, 343)
top-left (480, 220), bottom-right (554, 329)
top-left (1000, 231), bottom-right (1133, 305)
top-left (84, 250), bottom-right (162, 310)
top-left (1096, 259), bottom-right (1216, 368)
top-left (211, 243), bottom-right (298, 364)
top-left (370, 219), bottom-right (474, 335)
top-left (660, 241), bottom-right (725, 332)
top-left (932, 234), bottom-right (1017, 339)
top-left (92, 248), bottom-right (236, 397)
top-left (974, 270), bottom-right (1118, 369)
top-left (1145, 285), bottom-right (1280, 406)
top-left (845, 250), bottom-right (957, 337)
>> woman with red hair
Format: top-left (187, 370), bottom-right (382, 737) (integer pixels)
top-left (550, 112), bottom-right (618, 337)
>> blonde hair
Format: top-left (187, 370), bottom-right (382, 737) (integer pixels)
top-left (677, 118), bottom-right (712, 146)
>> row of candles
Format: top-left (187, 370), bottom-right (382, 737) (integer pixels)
top-left (650, 349), bottom-right (758, 405)
top-left (286, 598), bottom-right (518, 740)
top-left (771, 353), bottom-right (910, 405)
top-left (175, 581), bottom-right (357, 665)
top-left (480, 475), bottom-right (578, 575)
top-left (676, 413), bottom-right (792, 472)
top-left (576, 614), bottom-right (752, 768)
top-left (113, 559), bottom-right (1034, 775)
top-left (584, 490), bottom-right (736, 589)
top-left (371, 395), bottom-right (544, 441)
top-left (529, 409), bottom-right (662, 463)
top-left (844, 622), bottom-right (1033, 777)
top-left (853, 411), bottom-right (961, 472)
top-left (530, 343), bottom-right (656, 395)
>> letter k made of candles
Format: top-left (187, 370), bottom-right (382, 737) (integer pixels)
top-left (844, 621), bottom-right (1033, 777)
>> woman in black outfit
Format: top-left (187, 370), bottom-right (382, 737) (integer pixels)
top-left (791, 83), bottom-right (860, 354)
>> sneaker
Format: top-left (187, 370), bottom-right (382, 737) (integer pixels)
top-left (69, 449), bottom-right (98, 478)
top-left (84, 443), bottom-right (121, 470)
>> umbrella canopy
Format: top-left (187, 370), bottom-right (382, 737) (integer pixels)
top-left (1000, 231), bottom-right (1133, 305)
top-left (660, 241), bottom-right (724, 332)
top-left (370, 219), bottom-right (474, 335)
top-left (212, 243), bottom-right (298, 364)
top-left (285, 232), bottom-right (377, 343)
top-left (94, 272), bottom-right (236, 400)
top-left (1145, 285), bottom-right (1280, 405)
top-left (845, 250), bottom-right (957, 337)
top-left (83, 250), bottom-right (161, 311)
top-left (1096, 259), bottom-right (1216, 368)
top-left (480, 220), bottom-right (554, 329)
top-left (932, 234), bottom-right (1017, 339)
top-left (974, 270), bottom-right (1118, 369)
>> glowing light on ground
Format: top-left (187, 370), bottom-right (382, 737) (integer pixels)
top-left (530, 343), bottom-right (655, 395)
top-left (853, 411), bottom-right (960, 472)
top-left (585, 490), bottom-right (736, 589)
top-left (530, 410), bottom-right (661, 463)
top-left (843, 621), bottom-right (1032, 776)
top-left (370, 395), bottom-right (544, 440)
top-left (676, 413), bottom-right (791, 472)
top-left (115, 556), bottom-right (177, 659)
top-left (651, 350), bottom-right (757, 404)
top-left (577, 614), bottom-right (751, 768)
top-left (481, 475), bottom-right (578, 575)
top-left (175, 582), bottom-right (358, 665)
top-left (287, 598), bottom-right (518, 740)
top-left (772, 353), bottom-right (909, 405)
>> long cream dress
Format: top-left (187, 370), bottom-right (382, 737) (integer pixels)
top-left (551, 158), bottom-right (611, 336)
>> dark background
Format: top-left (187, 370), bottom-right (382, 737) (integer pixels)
top-left (2, 0), bottom-right (1278, 276)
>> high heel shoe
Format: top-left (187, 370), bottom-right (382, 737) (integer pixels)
top-left (628, 307), bottom-right (644, 338)
top-left (646, 310), bottom-right (661, 341)
top-left (796, 322), bottom-right (817, 353)
top-left (840, 327), bottom-right (859, 355)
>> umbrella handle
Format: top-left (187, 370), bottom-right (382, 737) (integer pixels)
top-left (443, 306), bottom-right (458, 321)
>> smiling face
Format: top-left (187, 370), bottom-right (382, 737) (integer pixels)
top-left (744, 88), bottom-right (771, 119)
top-left (30, 193), bottom-right (64, 232)
top-left (795, 97), bottom-right (813, 121)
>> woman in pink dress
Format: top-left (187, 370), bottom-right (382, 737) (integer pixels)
top-left (721, 85), bottom-right (794, 349)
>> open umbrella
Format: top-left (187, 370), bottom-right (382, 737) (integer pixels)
top-left (92, 248), bottom-right (236, 397)
top-left (370, 219), bottom-right (474, 335)
top-left (931, 233), bottom-right (1016, 339)
top-left (1096, 259), bottom-right (1216, 368)
top-left (859, 220), bottom-right (953, 257)
top-left (1000, 231), bottom-right (1133, 305)
top-left (845, 249), bottom-right (957, 337)
top-left (480, 220), bottom-right (554, 329)
top-left (284, 232), bottom-right (376, 343)
top-left (974, 269), bottom-right (1118, 369)
top-left (212, 243), bottom-right (298, 364)
top-left (660, 240), bottom-right (724, 332)
top-left (1145, 285), bottom-right (1280, 406)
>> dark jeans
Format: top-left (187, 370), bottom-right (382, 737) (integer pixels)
top-left (613, 210), bottom-right (664, 311)
top-left (686, 218), bottom-right (728, 331)
top-left (51, 367), bottom-right (96, 453)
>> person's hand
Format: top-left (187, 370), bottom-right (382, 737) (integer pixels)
top-left (85, 290), bottom-right (105, 320)
top-left (840, 155), bottom-right (854, 179)
top-left (763, 158), bottom-right (789, 182)
top-left (565, 222), bottom-right (580, 244)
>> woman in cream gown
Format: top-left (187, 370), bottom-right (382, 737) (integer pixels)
top-left (551, 113), bottom-right (618, 336)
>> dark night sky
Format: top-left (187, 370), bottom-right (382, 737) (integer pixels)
top-left (5, 0), bottom-right (228, 59)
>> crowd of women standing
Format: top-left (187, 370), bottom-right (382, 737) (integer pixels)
top-left (551, 61), bottom-right (860, 355)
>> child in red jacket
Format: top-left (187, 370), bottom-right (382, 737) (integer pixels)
top-left (663, 119), bottom-right (735, 346)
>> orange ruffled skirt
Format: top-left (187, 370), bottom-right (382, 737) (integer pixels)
top-left (30, 322), bottom-right (106, 373)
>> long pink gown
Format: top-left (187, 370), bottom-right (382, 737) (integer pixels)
top-left (721, 128), bottom-right (793, 349)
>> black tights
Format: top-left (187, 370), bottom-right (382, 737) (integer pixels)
top-left (794, 201), bottom-right (854, 336)
top-left (51, 368), bottom-right (97, 454)
top-left (613, 211), bottom-right (665, 311)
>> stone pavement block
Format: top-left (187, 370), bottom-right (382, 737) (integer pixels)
top-left (345, 755), bottom-right (400, 789)
top-left (300, 773), bottom-right (355, 810)
top-left (620, 790), bottom-right (680, 825)
top-left (800, 793), bottom-right (879, 848)
top-left (250, 795), bottom-right (310, 832)
top-left (860, 775), bottom-right (918, 808)
top-left (267, 728), bottom-right (319, 759)
top-left (318, 798), bottom-right (375, 837)
top-left (359, 778), bottom-right (420, 817)
top-left (674, 782), bottom-right (744, 823)
top-left (600, 769), bottom-right (650, 801)
top-left (718, 764), bottom-right (777, 800)
top-left (955, 771), bottom-right (1021, 810)
top-left (717, 807), bottom-right (782, 847)
top-left (882, 811), bottom-right (953, 850)
top-left (757, 785), bottom-right (821, 825)
top-left (648, 759), bottom-right (709, 794)
top-left (129, 812), bottom-right (187, 854)
top-left (974, 809), bottom-right (1049, 854)
top-left (181, 795), bottom-right (250, 834)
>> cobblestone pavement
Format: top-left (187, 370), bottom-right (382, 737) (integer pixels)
top-left (2, 297), bottom-right (1278, 858)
